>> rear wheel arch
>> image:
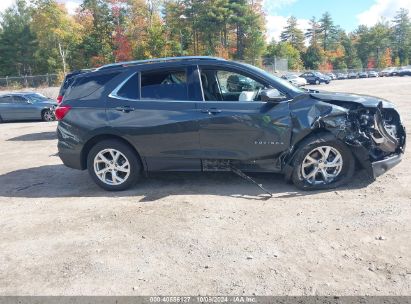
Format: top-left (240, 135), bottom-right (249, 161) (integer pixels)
top-left (81, 134), bottom-right (145, 171)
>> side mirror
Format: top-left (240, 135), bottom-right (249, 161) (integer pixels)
top-left (260, 88), bottom-right (286, 103)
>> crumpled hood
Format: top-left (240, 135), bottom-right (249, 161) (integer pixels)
top-left (310, 91), bottom-right (395, 109)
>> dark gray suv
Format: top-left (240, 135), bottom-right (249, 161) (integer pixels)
top-left (56, 56), bottom-right (406, 191)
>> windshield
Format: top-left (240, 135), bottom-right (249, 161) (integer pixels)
top-left (243, 64), bottom-right (305, 94)
top-left (26, 93), bottom-right (49, 102)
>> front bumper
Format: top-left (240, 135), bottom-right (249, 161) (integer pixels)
top-left (371, 153), bottom-right (403, 178)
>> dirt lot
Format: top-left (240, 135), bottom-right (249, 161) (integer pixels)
top-left (0, 77), bottom-right (410, 295)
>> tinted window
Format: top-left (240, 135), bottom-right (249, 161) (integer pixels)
top-left (12, 96), bottom-right (27, 103)
top-left (141, 69), bottom-right (188, 100)
top-left (65, 71), bottom-right (121, 100)
top-left (116, 73), bottom-right (139, 100)
top-left (26, 93), bottom-right (49, 102)
top-left (0, 96), bottom-right (12, 103)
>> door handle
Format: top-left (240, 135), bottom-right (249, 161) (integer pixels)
top-left (201, 108), bottom-right (222, 115)
top-left (115, 106), bottom-right (135, 113)
top-left (209, 108), bottom-right (222, 114)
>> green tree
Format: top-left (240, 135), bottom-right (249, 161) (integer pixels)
top-left (78, 0), bottom-right (114, 66)
top-left (266, 41), bottom-right (303, 70)
top-left (305, 16), bottom-right (320, 44)
top-left (31, 0), bottom-right (83, 74)
top-left (318, 12), bottom-right (337, 51)
top-left (392, 8), bottom-right (411, 65)
top-left (280, 16), bottom-right (305, 52)
top-left (339, 32), bottom-right (362, 69)
top-left (0, 0), bottom-right (38, 76)
top-left (302, 43), bottom-right (325, 70)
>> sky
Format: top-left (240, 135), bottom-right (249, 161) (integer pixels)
top-left (1, 0), bottom-right (411, 41)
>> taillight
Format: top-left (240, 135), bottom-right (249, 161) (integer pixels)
top-left (57, 95), bottom-right (63, 104)
top-left (55, 105), bottom-right (71, 120)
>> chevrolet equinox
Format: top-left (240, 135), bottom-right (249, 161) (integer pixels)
top-left (56, 57), bottom-right (406, 191)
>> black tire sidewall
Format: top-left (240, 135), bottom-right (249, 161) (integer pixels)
top-left (292, 135), bottom-right (355, 191)
top-left (42, 109), bottom-right (55, 121)
top-left (87, 139), bottom-right (141, 191)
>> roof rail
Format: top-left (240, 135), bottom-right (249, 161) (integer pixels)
top-left (97, 56), bottom-right (225, 70)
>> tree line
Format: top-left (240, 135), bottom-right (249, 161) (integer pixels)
top-left (0, 0), bottom-right (410, 77)
top-left (269, 10), bottom-right (411, 71)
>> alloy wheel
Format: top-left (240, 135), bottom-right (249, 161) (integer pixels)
top-left (301, 146), bottom-right (343, 185)
top-left (43, 110), bottom-right (55, 121)
top-left (93, 148), bottom-right (131, 185)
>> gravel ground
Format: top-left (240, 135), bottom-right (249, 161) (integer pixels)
top-left (0, 77), bottom-right (410, 295)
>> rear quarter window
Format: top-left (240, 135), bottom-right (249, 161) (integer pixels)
top-left (64, 72), bottom-right (121, 100)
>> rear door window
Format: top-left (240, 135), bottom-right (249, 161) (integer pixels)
top-left (0, 96), bottom-right (13, 103)
top-left (12, 96), bottom-right (28, 103)
top-left (140, 69), bottom-right (188, 100)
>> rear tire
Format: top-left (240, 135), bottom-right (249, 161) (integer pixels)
top-left (87, 139), bottom-right (141, 191)
top-left (291, 134), bottom-right (355, 191)
top-left (42, 109), bottom-right (55, 121)
top-left (315, 79), bottom-right (320, 85)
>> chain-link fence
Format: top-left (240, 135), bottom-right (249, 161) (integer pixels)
top-left (0, 74), bottom-right (60, 91)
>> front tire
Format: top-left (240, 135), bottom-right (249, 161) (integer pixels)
top-left (315, 79), bottom-right (320, 85)
top-left (291, 134), bottom-right (355, 191)
top-left (87, 139), bottom-right (141, 191)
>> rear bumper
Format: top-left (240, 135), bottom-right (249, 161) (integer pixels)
top-left (58, 143), bottom-right (84, 170)
top-left (371, 153), bottom-right (403, 178)
top-left (57, 123), bottom-right (84, 170)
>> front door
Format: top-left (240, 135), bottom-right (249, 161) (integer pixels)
top-left (197, 67), bottom-right (292, 162)
top-left (106, 66), bottom-right (204, 171)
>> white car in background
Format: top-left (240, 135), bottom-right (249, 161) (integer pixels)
top-left (281, 74), bottom-right (307, 87)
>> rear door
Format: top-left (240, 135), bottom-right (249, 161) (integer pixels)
top-left (197, 66), bottom-right (292, 161)
top-left (106, 65), bottom-right (204, 171)
top-left (11, 95), bottom-right (39, 120)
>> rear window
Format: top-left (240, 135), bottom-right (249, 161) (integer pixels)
top-left (64, 71), bottom-right (121, 100)
top-left (140, 69), bottom-right (188, 100)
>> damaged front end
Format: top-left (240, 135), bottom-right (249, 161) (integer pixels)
top-left (304, 94), bottom-right (406, 179)
top-left (343, 102), bottom-right (405, 178)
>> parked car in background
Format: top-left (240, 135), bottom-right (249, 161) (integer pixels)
top-left (379, 67), bottom-right (397, 77)
top-left (368, 71), bottom-right (379, 78)
top-left (56, 56), bottom-right (406, 192)
top-left (348, 72), bottom-right (358, 79)
top-left (359, 72), bottom-right (368, 78)
top-left (398, 66), bottom-right (411, 77)
top-left (326, 73), bottom-right (337, 80)
top-left (300, 72), bottom-right (330, 85)
top-left (57, 69), bottom-right (94, 103)
top-left (281, 74), bottom-right (307, 87)
top-left (0, 92), bottom-right (57, 122)
top-left (337, 73), bottom-right (348, 80)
